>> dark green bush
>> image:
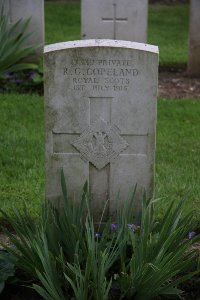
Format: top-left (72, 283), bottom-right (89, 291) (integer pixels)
top-left (1, 171), bottom-right (200, 299)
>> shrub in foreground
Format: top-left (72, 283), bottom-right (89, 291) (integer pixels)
top-left (1, 171), bottom-right (200, 299)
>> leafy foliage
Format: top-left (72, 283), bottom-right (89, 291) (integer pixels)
top-left (117, 197), bottom-right (199, 300)
top-left (1, 171), bottom-right (200, 299)
top-left (0, 68), bottom-right (43, 94)
top-left (0, 5), bottom-right (38, 77)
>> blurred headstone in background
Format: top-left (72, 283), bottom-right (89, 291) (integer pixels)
top-left (0, 0), bottom-right (44, 62)
top-left (188, 0), bottom-right (200, 76)
top-left (81, 0), bottom-right (148, 42)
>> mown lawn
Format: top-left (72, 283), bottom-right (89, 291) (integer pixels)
top-left (0, 95), bottom-right (200, 222)
top-left (155, 99), bottom-right (200, 221)
top-left (0, 94), bottom-right (44, 218)
top-left (45, 3), bottom-right (189, 66)
top-left (148, 5), bottom-right (189, 66)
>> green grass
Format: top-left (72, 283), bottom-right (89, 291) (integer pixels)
top-left (1, 95), bottom-right (200, 222)
top-left (148, 5), bottom-right (189, 66)
top-left (45, 3), bottom-right (80, 45)
top-left (155, 99), bottom-right (200, 221)
top-left (0, 94), bottom-right (44, 218)
top-left (45, 3), bottom-right (189, 66)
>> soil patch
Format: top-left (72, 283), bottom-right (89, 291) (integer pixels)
top-left (158, 70), bottom-right (200, 99)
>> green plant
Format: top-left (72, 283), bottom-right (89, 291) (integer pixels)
top-left (118, 197), bottom-right (200, 300)
top-left (0, 5), bottom-right (38, 77)
top-left (1, 171), bottom-right (200, 300)
top-left (0, 68), bottom-right (44, 94)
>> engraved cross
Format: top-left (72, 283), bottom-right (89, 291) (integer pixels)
top-left (52, 96), bottom-right (148, 220)
top-left (101, 3), bottom-right (128, 39)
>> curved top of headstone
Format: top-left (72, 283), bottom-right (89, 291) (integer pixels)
top-left (44, 39), bottom-right (158, 54)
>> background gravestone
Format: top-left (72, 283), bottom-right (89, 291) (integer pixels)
top-left (81, 0), bottom-right (148, 42)
top-left (44, 40), bottom-right (158, 221)
top-left (188, 0), bottom-right (200, 76)
top-left (0, 0), bottom-right (44, 62)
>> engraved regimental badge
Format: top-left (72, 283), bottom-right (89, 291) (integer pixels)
top-left (71, 118), bottom-right (129, 170)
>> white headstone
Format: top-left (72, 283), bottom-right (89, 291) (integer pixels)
top-left (44, 40), bottom-right (158, 221)
top-left (188, 0), bottom-right (200, 76)
top-left (81, 0), bottom-right (148, 42)
top-left (0, 0), bottom-right (44, 61)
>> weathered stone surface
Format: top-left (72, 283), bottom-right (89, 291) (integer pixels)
top-left (81, 0), bottom-right (148, 42)
top-left (188, 0), bottom-right (200, 76)
top-left (44, 40), bottom-right (158, 221)
top-left (0, 0), bottom-right (44, 61)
